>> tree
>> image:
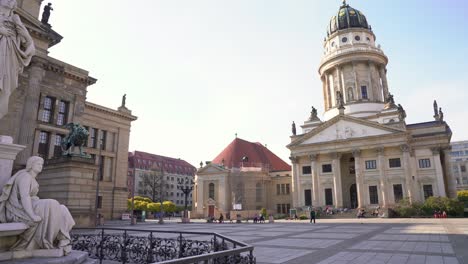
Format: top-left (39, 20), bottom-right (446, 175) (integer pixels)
top-left (139, 168), bottom-right (165, 203)
top-left (457, 190), bottom-right (468, 207)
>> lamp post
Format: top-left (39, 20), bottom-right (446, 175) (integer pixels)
top-left (130, 164), bottom-right (136, 225)
top-left (177, 178), bottom-right (193, 222)
top-left (159, 163), bottom-right (165, 224)
top-left (94, 134), bottom-right (103, 226)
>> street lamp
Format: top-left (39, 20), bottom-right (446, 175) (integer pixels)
top-left (94, 134), bottom-right (103, 226)
top-left (130, 164), bottom-right (136, 225)
top-left (177, 178), bottom-right (193, 222)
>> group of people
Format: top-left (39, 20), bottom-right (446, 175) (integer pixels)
top-left (434, 210), bottom-right (448, 218)
top-left (253, 214), bottom-right (265, 223)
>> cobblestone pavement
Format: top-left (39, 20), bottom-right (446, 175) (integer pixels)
top-left (103, 218), bottom-right (468, 264)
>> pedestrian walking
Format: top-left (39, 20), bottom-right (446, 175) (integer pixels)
top-left (310, 209), bottom-right (316, 224)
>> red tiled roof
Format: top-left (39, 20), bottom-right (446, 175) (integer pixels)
top-left (212, 138), bottom-right (291, 172)
top-left (128, 151), bottom-right (196, 175)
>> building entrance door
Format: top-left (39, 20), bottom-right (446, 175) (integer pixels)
top-left (208, 205), bottom-right (215, 217)
top-left (350, 184), bottom-right (358, 209)
top-left (304, 189), bottom-right (312, 206)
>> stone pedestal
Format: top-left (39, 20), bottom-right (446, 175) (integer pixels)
top-left (37, 156), bottom-right (98, 227)
top-left (0, 136), bottom-right (25, 192)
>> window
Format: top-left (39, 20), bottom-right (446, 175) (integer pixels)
top-left (304, 189), bottom-right (312, 206)
top-left (342, 37), bottom-right (348, 43)
top-left (256, 183), bottom-right (262, 202)
top-left (355, 35), bottom-right (361, 41)
top-left (98, 156), bottom-right (105, 181)
top-left (423, 185), bottom-right (433, 200)
top-left (277, 204), bottom-right (281, 214)
top-left (40, 96), bottom-right (55, 123)
top-left (97, 196), bottom-right (103, 209)
top-left (83, 126), bottom-right (89, 146)
top-left (418, 159), bottom-right (431, 168)
top-left (393, 184), bottom-right (403, 202)
top-left (302, 166), bottom-right (311, 175)
top-left (461, 165), bottom-right (466, 173)
top-left (38, 131), bottom-right (50, 158)
top-left (361, 86), bottom-right (368, 99)
top-left (369, 186), bottom-right (378, 204)
top-left (389, 158), bottom-right (401, 168)
top-left (56, 100), bottom-right (69, 126)
top-left (365, 160), bottom-right (377, 170)
top-left (53, 134), bottom-right (63, 157)
top-left (286, 184), bottom-right (290, 195)
top-left (281, 184), bottom-right (286, 194)
top-left (208, 183), bottom-right (215, 199)
top-left (325, 188), bottom-right (333, 205)
top-left (286, 204), bottom-right (291, 214)
top-left (100, 130), bottom-right (107, 150)
top-left (90, 128), bottom-right (98, 148)
top-left (281, 204), bottom-right (286, 214)
top-left (276, 184), bottom-right (280, 195)
top-left (322, 164), bottom-right (332, 173)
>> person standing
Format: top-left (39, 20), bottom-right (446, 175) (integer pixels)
top-left (310, 209), bottom-right (316, 224)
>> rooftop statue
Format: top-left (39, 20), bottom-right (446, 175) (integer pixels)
top-left (41, 3), bottom-right (53, 25)
top-left (62, 123), bottom-right (90, 157)
top-left (336, 91), bottom-right (344, 109)
top-left (309, 106), bottom-right (319, 121)
top-left (397, 104), bottom-right (407, 121)
top-left (291, 121), bottom-right (296, 136)
top-left (0, 0), bottom-right (35, 120)
top-left (0, 156), bottom-right (75, 253)
top-left (121, 94), bottom-right (127, 107)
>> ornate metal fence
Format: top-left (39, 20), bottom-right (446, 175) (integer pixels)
top-left (71, 227), bottom-right (256, 264)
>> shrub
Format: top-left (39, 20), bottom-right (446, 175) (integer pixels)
top-left (299, 215), bottom-right (308, 220)
top-left (260, 208), bottom-right (268, 218)
top-left (458, 190), bottom-right (468, 207)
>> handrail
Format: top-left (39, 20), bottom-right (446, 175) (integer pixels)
top-left (157, 246), bottom-right (255, 264)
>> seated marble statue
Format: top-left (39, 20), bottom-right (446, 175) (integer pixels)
top-left (0, 156), bottom-right (75, 253)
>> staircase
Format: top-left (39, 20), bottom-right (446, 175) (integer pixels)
top-left (1, 251), bottom-right (97, 264)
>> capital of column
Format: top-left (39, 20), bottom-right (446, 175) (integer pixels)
top-left (329, 152), bottom-right (341, 160)
top-left (309, 154), bottom-right (318, 162)
top-left (400, 144), bottom-right (411, 153)
top-left (431, 147), bottom-right (441, 155)
top-left (289, 156), bottom-right (299, 164)
top-left (375, 147), bottom-right (385, 155)
top-left (352, 148), bottom-right (361, 158)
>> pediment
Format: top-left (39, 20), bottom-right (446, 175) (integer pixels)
top-left (197, 163), bottom-right (229, 174)
top-left (289, 115), bottom-right (405, 147)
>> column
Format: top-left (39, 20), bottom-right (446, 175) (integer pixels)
top-left (322, 76), bottom-right (329, 110)
top-left (352, 62), bottom-right (359, 100)
top-left (218, 178), bottom-right (227, 212)
top-left (310, 154), bottom-right (319, 206)
top-left (379, 66), bottom-right (389, 100)
top-left (17, 58), bottom-right (46, 164)
top-left (331, 152), bottom-right (343, 207)
top-left (376, 147), bottom-right (388, 207)
top-left (401, 144), bottom-right (414, 202)
top-left (353, 149), bottom-right (365, 208)
top-left (410, 152), bottom-right (421, 203)
top-left (290, 156), bottom-right (300, 208)
top-left (196, 177), bottom-right (204, 215)
top-left (431, 148), bottom-right (447, 197)
top-left (367, 62), bottom-right (374, 101)
top-left (336, 67), bottom-right (343, 96)
top-left (442, 147), bottom-right (457, 198)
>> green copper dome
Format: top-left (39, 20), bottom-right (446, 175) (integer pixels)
top-left (327, 1), bottom-right (370, 36)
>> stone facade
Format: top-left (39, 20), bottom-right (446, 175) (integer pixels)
top-left (449, 141), bottom-right (468, 191)
top-left (0, 2), bottom-right (137, 226)
top-left (287, 2), bottom-right (455, 210)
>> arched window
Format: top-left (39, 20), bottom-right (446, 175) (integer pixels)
top-left (208, 183), bottom-right (215, 199)
top-left (256, 183), bottom-right (262, 202)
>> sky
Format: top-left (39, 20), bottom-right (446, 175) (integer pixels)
top-left (41, 0), bottom-right (468, 167)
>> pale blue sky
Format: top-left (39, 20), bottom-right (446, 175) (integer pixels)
top-left (43, 0), bottom-right (468, 166)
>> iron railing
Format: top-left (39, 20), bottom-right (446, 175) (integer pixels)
top-left (71, 227), bottom-right (255, 264)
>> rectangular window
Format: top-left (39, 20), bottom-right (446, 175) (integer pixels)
top-left (277, 204), bottom-right (281, 214)
top-left (276, 184), bottom-right (280, 195)
top-left (281, 204), bottom-right (286, 214)
top-left (286, 204), bottom-right (291, 214)
top-left (365, 160), bottom-right (377, 170)
top-left (90, 128), bottom-right (98, 148)
top-left (393, 184), bottom-right (403, 203)
top-left (98, 156), bottom-right (105, 181)
top-left (38, 131), bottom-right (50, 158)
top-left (461, 165), bottom-right (466, 173)
top-left (361, 86), bottom-right (368, 99)
top-left (100, 130), bottom-right (107, 150)
top-left (302, 166), bottom-right (312, 175)
top-left (418, 159), bottom-right (431, 168)
top-left (423, 185), bottom-right (433, 200)
top-left (389, 158), bottom-right (401, 168)
top-left (325, 188), bottom-right (333, 205)
top-left (322, 164), bottom-right (332, 173)
top-left (56, 100), bottom-right (69, 126)
top-left (53, 134), bottom-right (64, 157)
top-left (304, 189), bottom-right (312, 206)
top-left (286, 184), bottom-right (290, 195)
top-left (369, 186), bottom-right (379, 204)
top-left (40, 96), bottom-right (55, 123)
top-left (281, 184), bottom-right (285, 195)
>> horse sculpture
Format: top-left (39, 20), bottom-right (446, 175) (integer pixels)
top-left (61, 123), bottom-right (89, 156)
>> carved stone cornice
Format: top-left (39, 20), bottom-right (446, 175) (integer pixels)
top-left (289, 156), bottom-right (299, 164)
top-left (329, 152), bottom-right (341, 160)
top-left (309, 154), bottom-right (318, 162)
top-left (352, 149), bottom-right (361, 158)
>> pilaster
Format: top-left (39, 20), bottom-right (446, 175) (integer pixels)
top-left (310, 154), bottom-right (319, 206)
top-left (290, 156), bottom-right (300, 208)
top-left (353, 149), bottom-right (365, 208)
top-left (330, 152), bottom-right (343, 208)
top-left (442, 147), bottom-right (456, 198)
top-left (401, 144), bottom-right (414, 203)
top-left (430, 147), bottom-right (446, 197)
top-left (376, 147), bottom-right (388, 207)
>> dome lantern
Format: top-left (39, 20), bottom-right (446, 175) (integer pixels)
top-left (328, 1), bottom-right (370, 36)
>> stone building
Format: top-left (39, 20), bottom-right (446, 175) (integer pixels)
top-left (287, 2), bottom-right (455, 210)
top-left (449, 141), bottom-right (468, 191)
top-left (128, 151), bottom-right (196, 207)
top-left (193, 138), bottom-right (292, 219)
top-left (0, 1), bottom-right (137, 226)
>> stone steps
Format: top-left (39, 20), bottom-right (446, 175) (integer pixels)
top-left (0, 251), bottom-right (92, 264)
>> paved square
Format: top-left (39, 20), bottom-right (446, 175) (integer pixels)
top-left (105, 218), bottom-right (468, 263)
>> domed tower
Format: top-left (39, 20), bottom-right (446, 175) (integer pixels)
top-left (319, 1), bottom-right (391, 120)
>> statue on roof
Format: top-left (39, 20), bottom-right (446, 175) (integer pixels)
top-left (0, 0), bottom-right (35, 120)
top-left (291, 121), bottom-right (296, 136)
top-left (439, 107), bottom-right (444, 122)
top-left (433, 100), bottom-right (439, 120)
top-left (384, 93), bottom-right (396, 109)
top-left (309, 106), bottom-right (319, 121)
top-left (397, 104), bottom-right (406, 121)
top-left (41, 3), bottom-right (53, 25)
top-left (121, 94), bottom-right (126, 107)
top-left (336, 91), bottom-right (344, 109)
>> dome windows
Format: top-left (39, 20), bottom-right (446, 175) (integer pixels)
top-left (342, 37), bottom-right (348, 43)
top-left (331, 42), bottom-right (335, 47)
top-left (355, 36), bottom-right (361, 41)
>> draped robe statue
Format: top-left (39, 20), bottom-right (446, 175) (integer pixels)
top-left (0, 0), bottom-right (35, 120)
